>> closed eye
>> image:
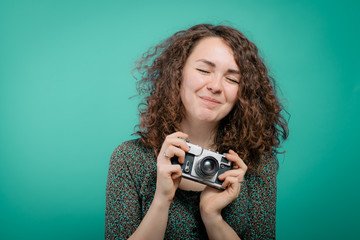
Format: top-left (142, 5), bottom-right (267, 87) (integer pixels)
top-left (226, 77), bottom-right (240, 84)
top-left (196, 68), bottom-right (210, 74)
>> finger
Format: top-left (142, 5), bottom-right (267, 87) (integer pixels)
top-left (228, 149), bottom-right (239, 157)
top-left (159, 132), bottom-right (189, 163)
top-left (165, 134), bottom-right (190, 152)
top-left (168, 164), bottom-right (182, 179)
top-left (160, 133), bottom-right (190, 164)
top-left (222, 176), bottom-right (240, 189)
top-left (219, 151), bottom-right (247, 181)
top-left (168, 131), bottom-right (188, 137)
top-left (166, 138), bottom-right (190, 153)
top-left (171, 172), bottom-right (182, 180)
top-left (218, 168), bottom-right (246, 181)
top-left (167, 131), bottom-right (189, 143)
top-left (226, 150), bottom-right (247, 170)
top-left (157, 162), bottom-right (181, 175)
top-left (166, 145), bottom-right (186, 164)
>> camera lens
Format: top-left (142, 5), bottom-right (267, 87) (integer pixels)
top-left (199, 157), bottom-right (219, 177)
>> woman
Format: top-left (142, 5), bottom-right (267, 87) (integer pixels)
top-left (105, 24), bottom-right (288, 239)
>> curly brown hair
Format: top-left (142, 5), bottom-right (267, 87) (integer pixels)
top-left (134, 24), bottom-right (289, 174)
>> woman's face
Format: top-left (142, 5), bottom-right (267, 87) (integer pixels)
top-left (180, 37), bottom-right (240, 125)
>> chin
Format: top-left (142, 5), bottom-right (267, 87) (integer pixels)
top-left (195, 114), bottom-right (220, 124)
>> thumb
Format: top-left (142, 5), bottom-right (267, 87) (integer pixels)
top-left (169, 164), bottom-right (182, 179)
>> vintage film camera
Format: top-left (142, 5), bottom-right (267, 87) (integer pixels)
top-left (171, 139), bottom-right (233, 190)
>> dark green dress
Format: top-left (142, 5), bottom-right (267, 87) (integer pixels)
top-left (105, 139), bottom-right (277, 239)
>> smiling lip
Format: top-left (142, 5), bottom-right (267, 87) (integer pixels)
top-left (200, 96), bottom-right (221, 104)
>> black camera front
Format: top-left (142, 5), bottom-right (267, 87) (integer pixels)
top-left (197, 157), bottom-right (219, 178)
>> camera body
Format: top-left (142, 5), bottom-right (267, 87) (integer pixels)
top-left (171, 140), bottom-right (233, 190)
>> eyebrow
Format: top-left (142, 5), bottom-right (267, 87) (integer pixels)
top-left (195, 59), bottom-right (241, 75)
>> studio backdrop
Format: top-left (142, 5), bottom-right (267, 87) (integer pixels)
top-left (0, 0), bottom-right (359, 239)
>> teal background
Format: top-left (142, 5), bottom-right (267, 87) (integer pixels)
top-left (1, 0), bottom-right (359, 239)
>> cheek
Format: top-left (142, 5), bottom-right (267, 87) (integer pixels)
top-left (179, 81), bottom-right (192, 105)
top-left (181, 76), bottom-right (199, 95)
top-left (226, 87), bottom-right (239, 105)
top-left (179, 86), bottom-right (186, 104)
top-left (183, 70), bottom-right (208, 90)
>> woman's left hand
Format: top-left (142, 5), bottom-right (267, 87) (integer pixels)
top-left (200, 150), bottom-right (247, 218)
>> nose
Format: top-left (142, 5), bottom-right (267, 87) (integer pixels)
top-left (206, 74), bottom-right (222, 94)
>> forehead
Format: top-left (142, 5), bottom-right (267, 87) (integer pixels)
top-left (187, 37), bottom-right (238, 70)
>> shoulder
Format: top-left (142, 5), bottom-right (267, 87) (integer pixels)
top-left (111, 139), bottom-right (154, 162)
top-left (110, 138), bottom-right (156, 177)
top-left (247, 156), bottom-right (278, 179)
top-left (112, 138), bottom-right (148, 155)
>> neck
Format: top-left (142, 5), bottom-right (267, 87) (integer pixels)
top-left (180, 118), bottom-right (218, 150)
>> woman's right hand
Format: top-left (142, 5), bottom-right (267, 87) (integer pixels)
top-left (155, 132), bottom-right (189, 202)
